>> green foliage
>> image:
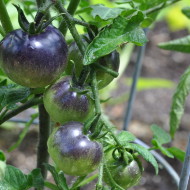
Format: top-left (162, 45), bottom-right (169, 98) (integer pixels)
top-left (167, 147), bottom-right (185, 162)
top-left (0, 83), bottom-right (31, 112)
top-left (169, 66), bottom-right (190, 138)
top-left (0, 165), bottom-right (44, 190)
top-left (151, 125), bottom-right (171, 145)
top-left (84, 12), bottom-right (147, 65)
top-left (182, 6), bottom-right (190, 19)
top-left (151, 125), bottom-right (185, 161)
top-left (124, 143), bottom-right (159, 174)
top-left (44, 163), bottom-right (69, 190)
top-left (158, 35), bottom-right (190, 53)
top-left (90, 4), bottom-right (125, 20)
top-left (116, 131), bottom-right (136, 145)
top-left (0, 151), bottom-right (6, 162)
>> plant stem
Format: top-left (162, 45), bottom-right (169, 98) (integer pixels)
top-left (0, 25), bottom-right (5, 36)
top-left (37, 104), bottom-right (50, 179)
top-left (179, 134), bottom-right (190, 190)
top-left (0, 0), bottom-right (13, 34)
top-left (36, 0), bottom-right (45, 8)
top-left (0, 97), bottom-right (43, 125)
top-left (94, 64), bottom-right (119, 78)
top-left (123, 29), bottom-right (147, 130)
top-left (96, 157), bottom-right (104, 189)
top-left (92, 72), bottom-right (101, 115)
top-left (55, 0), bottom-right (85, 54)
top-left (59, 0), bottom-right (81, 36)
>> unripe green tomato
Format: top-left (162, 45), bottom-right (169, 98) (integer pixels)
top-left (43, 76), bottom-right (94, 124)
top-left (48, 122), bottom-right (103, 176)
top-left (65, 42), bottom-right (120, 89)
top-left (104, 151), bottom-right (142, 189)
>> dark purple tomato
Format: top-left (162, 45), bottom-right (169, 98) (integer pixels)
top-left (0, 25), bottom-right (68, 88)
top-left (65, 42), bottom-right (120, 89)
top-left (104, 150), bottom-right (142, 189)
top-left (43, 76), bottom-right (94, 124)
top-left (48, 122), bottom-right (103, 176)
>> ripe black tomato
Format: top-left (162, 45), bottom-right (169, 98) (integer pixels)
top-left (0, 25), bottom-right (68, 88)
top-left (48, 122), bottom-right (103, 176)
top-left (43, 76), bottom-right (94, 124)
top-left (65, 42), bottom-right (120, 89)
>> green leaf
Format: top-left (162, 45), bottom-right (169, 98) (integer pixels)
top-left (0, 85), bottom-right (31, 111)
top-left (0, 161), bottom-right (6, 181)
top-left (134, 0), bottom-right (166, 11)
top-left (169, 66), bottom-right (190, 138)
top-left (8, 113), bottom-right (39, 152)
top-left (167, 147), bottom-right (185, 162)
top-left (83, 12), bottom-right (147, 65)
top-left (27, 169), bottom-right (44, 189)
top-left (151, 139), bottom-right (174, 158)
top-left (0, 150), bottom-right (6, 161)
top-left (91, 4), bottom-right (125, 20)
top-left (58, 171), bottom-right (69, 190)
top-left (125, 143), bottom-right (158, 174)
top-left (0, 165), bottom-right (28, 190)
top-left (44, 163), bottom-right (69, 190)
top-left (158, 35), bottom-right (190, 53)
top-left (182, 7), bottom-right (190, 19)
top-left (151, 125), bottom-right (171, 145)
top-left (116, 131), bottom-right (136, 146)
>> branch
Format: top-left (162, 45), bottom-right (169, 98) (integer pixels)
top-left (59, 0), bottom-right (81, 36)
top-left (0, 0), bottom-right (13, 34)
top-left (0, 97), bottom-right (43, 125)
top-left (54, 0), bottom-right (85, 54)
top-left (37, 104), bottom-right (50, 179)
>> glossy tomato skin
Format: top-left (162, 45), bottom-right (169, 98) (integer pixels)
top-left (43, 76), bottom-right (94, 124)
top-left (104, 151), bottom-right (142, 189)
top-left (48, 122), bottom-right (103, 176)
top-left (65, 42), bottom-right (120, 89)
top-left (0, 25), bottom-right (68, 88)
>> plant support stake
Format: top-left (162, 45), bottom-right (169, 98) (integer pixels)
top-left (123, 29), bottom-right (148, 130)
top-left (179, 134), bottom-right (190, 190)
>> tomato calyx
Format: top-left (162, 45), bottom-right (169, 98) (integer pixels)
top-left (13, 2), bottom-right (60, 35)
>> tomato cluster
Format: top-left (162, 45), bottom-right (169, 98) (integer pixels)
top-left (0, 7), bottom-right (142, 188)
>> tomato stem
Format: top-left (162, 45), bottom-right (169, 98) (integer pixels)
top-left (59, 0), bottom-right (81, 36)
top-left (0, 0), bottom-right (14, 34)
top-left (0, 97), bottom-right (43, 125)
top-left (54, 0), bottom-right (86, 55)
top-left (91, 72), bottom-right (101, 115)
top-left (94, 64), bottom-right (119, 78)
top-left (96, 155), bottom-right (104, 189)
top-left (37, 104), bottom-right (51, 179)
top-left (0, 25), bottom-right (5, 36)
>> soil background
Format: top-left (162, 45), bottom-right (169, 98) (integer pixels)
top-left (1, 21), bottom-right (190, 190)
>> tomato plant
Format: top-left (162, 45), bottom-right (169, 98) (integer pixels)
top-left (0, 0), bottom-right (188, 190)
